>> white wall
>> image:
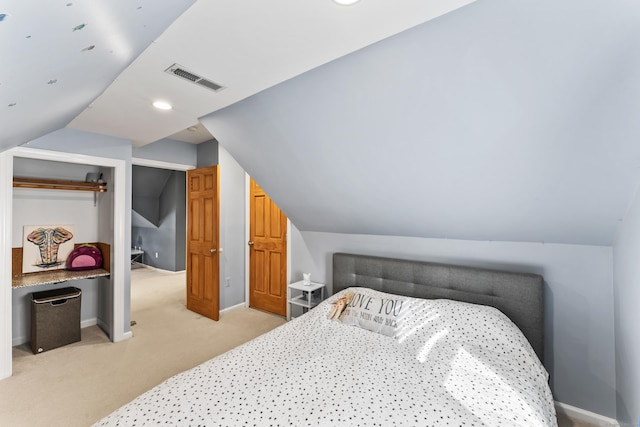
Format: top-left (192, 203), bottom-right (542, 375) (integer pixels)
top-left (291, 231), bottom-right (616, 418)
top-left (613, 187), bottom-right (640, 427)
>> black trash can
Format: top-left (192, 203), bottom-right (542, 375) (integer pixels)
top-left (31, 287), bottom-right (82, 354)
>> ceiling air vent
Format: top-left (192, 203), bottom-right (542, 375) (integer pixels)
top-left (164, 63), bottom-right (225, 92)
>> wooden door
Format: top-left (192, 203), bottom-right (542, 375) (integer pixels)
top-left (186, 166), bottom-right (220, 321)
top-left (249, 179), bottom-right (287, 316)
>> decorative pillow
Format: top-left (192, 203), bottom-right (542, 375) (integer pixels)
top-left (339, 291), bottom-right (409, 337)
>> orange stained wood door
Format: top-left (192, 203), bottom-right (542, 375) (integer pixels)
top-left (249, 179), bottom-right (287, 316)
top-left (186, 166), bottom-right (220, 321)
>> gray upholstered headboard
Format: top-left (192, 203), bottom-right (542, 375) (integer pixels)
top-left (332, 253), bottom-right (544, 362)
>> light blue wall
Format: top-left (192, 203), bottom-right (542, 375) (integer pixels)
top-left (133, 138), bottom-right (197, 166)
top-left (132, 166), bottom-right (172, 226)
top-left (131, 168), bottom-right (186, 271)
top-left (198, 0), bottom-right (640, 419)
top-left (613, 189), bottom-right (640, 426)
top-left (218, 145), bottom-right (246, 309)
top-left (201, 0), bottom-right (640, 248)
top-left (23, 128), bottom-right (133, 161)
top-left (291, 232), bottom-right (616, 417)
top-left (174, 172), bottom-right (186, 272)
top-left (197, 139), bottom-right (218, 168)
top-left (131, 138), bottom-right (198, 271)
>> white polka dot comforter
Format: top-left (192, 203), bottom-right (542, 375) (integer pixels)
top-left (94, 287), bottom-right (557, 427)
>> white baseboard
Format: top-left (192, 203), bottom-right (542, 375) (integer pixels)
top-left (81, 317), bottom-right (98, 328)
top-left (555, 401), bottom-right (620, 427)
top-left (97, 318), bottom-right (109, 335)
top-left (220, 302), bottom-right (246, 315)
top-left (12, 335), bottom-right (26, 347)
top-left (132, 263), bottom-right (185, 275)
top-left (96, 318), bottom-right (131, 342)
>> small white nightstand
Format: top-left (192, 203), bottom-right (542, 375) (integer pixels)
top-left (287, 280), bottom-right (326, 320)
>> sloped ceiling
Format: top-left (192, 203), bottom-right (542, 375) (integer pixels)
top-left (131, 165), bottom-right (173, 227)
top-left (2, 0), bottom-right (474, 148)
top-left (132, 165), bottom-right (172, 199)
top-left (66, 0), bottom-right (474, 146)
top-left (4, 0), bottom-right (640, 246)
top-left (0, 0), bottom-right (195, 152)
top-left (201, 0), bottom-right (640, 246)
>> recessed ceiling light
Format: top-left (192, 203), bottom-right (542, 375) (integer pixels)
top-left (152, 101), bottom-right (172, 110)
top-left (333, 0), bottom-right (360, 5)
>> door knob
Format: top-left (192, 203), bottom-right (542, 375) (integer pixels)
top-left (248, 241), bottom-right (254, 246)
top-left (210, 248), bottom-right (217, 253)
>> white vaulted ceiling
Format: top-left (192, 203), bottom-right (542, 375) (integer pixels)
top-left (66, 0), bottom-right (475, 146)
top-left (2, 0), bottom-right (474, 150)
top-left (0, 0), bottom-right (196, 151)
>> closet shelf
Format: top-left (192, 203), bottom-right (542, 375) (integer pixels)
top-left (12, 268), bottom-right (110, 288)
top-left (13, 177), bottom-right (107, 192)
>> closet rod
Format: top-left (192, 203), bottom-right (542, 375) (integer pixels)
top-left (13, 177), bottom-right (107, 192)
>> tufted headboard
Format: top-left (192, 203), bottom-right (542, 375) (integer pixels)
top-left (332, 253), bottom-right (545, 362)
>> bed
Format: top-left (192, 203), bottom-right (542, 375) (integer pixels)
top-left (94, 253), bottom-right (556, 426)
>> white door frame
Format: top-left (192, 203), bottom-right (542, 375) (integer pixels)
top-left (132, 157), bottom-right (196, 171)
top-left (0, 147), bottom-right (129, 380)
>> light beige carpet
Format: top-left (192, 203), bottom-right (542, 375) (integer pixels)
top-left (0, 267), bottom-right (285, 427)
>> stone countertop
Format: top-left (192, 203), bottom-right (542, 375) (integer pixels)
top-left (12, 268), bottom-right (110, 288)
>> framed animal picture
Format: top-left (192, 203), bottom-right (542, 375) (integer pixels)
top-left (22, 225), bottom-right (76, 273)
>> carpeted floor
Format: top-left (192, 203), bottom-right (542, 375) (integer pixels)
top-left (0, 267), bottom-right (285, 427)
